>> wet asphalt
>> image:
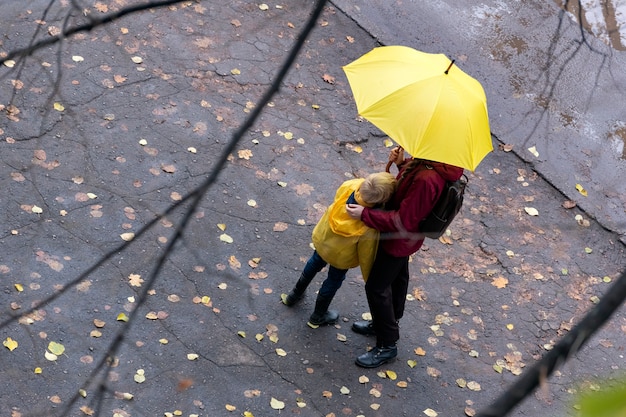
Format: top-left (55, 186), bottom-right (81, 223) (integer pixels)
top-left (0, 1), bottom-right (625, 417)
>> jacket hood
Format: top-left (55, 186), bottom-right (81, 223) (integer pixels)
top-left (426, 161), bottom-right (464, 182)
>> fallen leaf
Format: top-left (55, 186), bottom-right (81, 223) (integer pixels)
top-left (524, 207), bottom-right (539, 216)
top-left (3, 337), bottom-right (18, 351)
top-left (270, 397), bottom-right (285, 410)
top-left (575, 183), bottom-right (588, 196)
top-left (120, 232), bottom-right (135, 241)
top-left (322, 73), bottom-right (335, 84)
top-left (273, 222), bottom-right (288, 232)
top-left (134, 369), bottom-right (145, 383)
top-left (527, 146), bottom-right (539, 157)
top-left (491, 276), bottom-right (508, 289)
top-left (128, 274), bottom-right (143, 287)
top-left (220, 233), bottom-right (234, 243)
top-left (424, 408), bottom-right (438, 417)
top-left (48, 341), bottom-right (65, 356)
top-left (187, 353), bottom-right (199, 360)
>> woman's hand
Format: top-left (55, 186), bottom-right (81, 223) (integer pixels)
top-left (346, 204), bottom-right (365, 219)
top-left (389, 146), bottom-right (404, 166)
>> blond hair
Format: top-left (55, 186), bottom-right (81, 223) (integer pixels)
top-left (358, 172), bottom-right (397, 205)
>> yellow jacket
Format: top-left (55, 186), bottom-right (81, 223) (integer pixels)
top-left (312, 179), bottom-right (379, 281)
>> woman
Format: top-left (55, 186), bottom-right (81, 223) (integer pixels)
top-left (346, 147), bottom-right (464, 368)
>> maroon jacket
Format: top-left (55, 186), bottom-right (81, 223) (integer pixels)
top-left (360, 159), bottom-right (464, 257)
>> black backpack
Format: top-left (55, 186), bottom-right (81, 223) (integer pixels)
top-left (419, 173), bottom-right (468, 239)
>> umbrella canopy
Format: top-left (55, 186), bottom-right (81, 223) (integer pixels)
top-left (343, 45), bottom-right (492, 171)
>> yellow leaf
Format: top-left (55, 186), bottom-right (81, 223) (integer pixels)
top-left (131, 56), bottom-right (143, 64)
top-left (159, 338), bottom-right (168, 344)
top-left (467, 381), bottom-right (481, 391)
top-left (424, 408), bottom-right (439, 417)
top-left (383, 138), bottom-right (394, 147)
top-left (270, 397), bottom-right (285, 410)
top-left (247, 199), bottom-right (257, 207)
top-left (120, 232), bottom-right (135, 241)
top-left (231, 68), bottom-right (241, 75)
top-left (225, 404), bottom-right (236, 411)
top-left (34, 367), bottom-right (42, 374)
top-left (32, 205), bottom-right (43, 214)
top-left (255, 333), bottom-right (264, 342)
top-left (45, 350), bottom-right (58, 361)
top-left (53, 102), bottom-right (65, 112)
top-left (524, 207), bottom-right (539, 216)
top-left (340, 386), bottom-right (350, 395)
top-left (397, 381), bottom-right (408, 388)
top-left (527, 146), bottom-right (539, 157)
top-left (220, 233), bottom-right (234, 243)
top-left (407, 359), bottom-right (418, 368)
top-left (117, 313), bottom-right (129, 322)
top-left (358, 375), bottom-right (369, 383)
top-left (48, 341), bottom-right (65, 356)
top-left (79, 389), bottom-right (87, 398)
top-left (506, 323), bottom-right (514, 330)
top-left (575, 183), bottom-right (588, 196)
top-left (238, 331), bottom-right (246, 338)
top-left (275, 348), bottom-right (287, 357)
top-left (217, 223), bottom-right (226, 231)
top-left (243, 412), bottom-right (254, 417)
top-left (187, 353), bottom-right (199, 360)
top-left (386, 370), bottom-right (397, 380)
top-left (14, 283), bottom-right (23, 292)
top-left (134, 370), bottom-right (146, 383)
top-left (3, 337), bottom-right (18, 351)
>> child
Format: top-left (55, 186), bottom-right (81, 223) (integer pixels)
top-left (281, 171), bottom-right (397, 328)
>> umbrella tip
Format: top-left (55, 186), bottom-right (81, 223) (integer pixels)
top-left (444, 59), bottom-right (455, 74)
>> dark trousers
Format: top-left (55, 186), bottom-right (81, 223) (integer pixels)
top-left (303, 251), bottom-right (348, 299)
top-left (364, 246), bottom-right (410, 347)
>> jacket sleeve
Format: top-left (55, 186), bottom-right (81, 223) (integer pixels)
top-left (361, 170), bottom-right (442, 234)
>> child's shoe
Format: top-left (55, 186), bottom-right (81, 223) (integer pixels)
top-left (307, 310), bottom-right (339, 328)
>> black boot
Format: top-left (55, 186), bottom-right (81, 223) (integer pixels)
top-left (355, 345), bottom-right (397, 368)
top-left (307, 295), bottom-right (339, 328)
top-left (282, 272), bottom-right (314, 306)
top-left (352, 320), bottom-right (376, 336)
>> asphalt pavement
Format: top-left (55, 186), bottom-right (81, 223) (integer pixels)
top-left (0, 1), bottom-right (625, 417)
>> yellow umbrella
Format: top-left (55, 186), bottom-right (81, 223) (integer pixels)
top-left (343, 45), bottom-right (492, 171)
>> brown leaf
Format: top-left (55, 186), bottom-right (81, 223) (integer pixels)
top-left (161, 164), bottom-right (176, 173)
top-left (322, 74), bottom-right (335, 84)
top-left (273, 222), bottom-right (288, 232)
top-left (491, 276), bottom-right (508, 289)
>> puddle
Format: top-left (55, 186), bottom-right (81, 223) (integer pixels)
top-left (554, 0), bottom-right (626, 51)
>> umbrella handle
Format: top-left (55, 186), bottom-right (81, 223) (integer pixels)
top-left (386, 146), bottom-right (403, 173)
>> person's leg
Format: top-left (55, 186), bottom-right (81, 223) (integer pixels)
top-left (354, 249), bottom-right (406, 368)
top-left (283, 251), bottom-right (327, 306)
top-left (390, 256), bottom-right (410, 321)
top-left (308, 265), bottom-right (348, 328)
